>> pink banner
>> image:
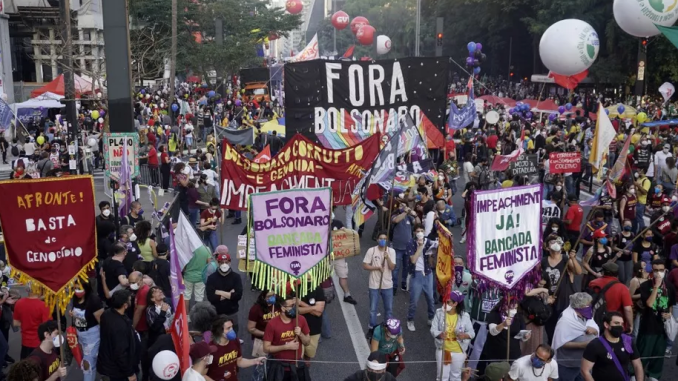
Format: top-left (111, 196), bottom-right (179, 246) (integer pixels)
top-left (251, 188), bottom-right (332, 277)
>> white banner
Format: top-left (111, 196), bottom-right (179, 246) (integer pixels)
top-left (541, 200), bottom-right (561, 229)
top-left (470, 184), bottom-right (542, 289)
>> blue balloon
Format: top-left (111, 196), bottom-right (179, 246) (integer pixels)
top-left (473, 67), bottom-right (481, 75)
top-left (171, 104), bottom-right (179, 112)
top-left (516, 102), bottom-right (523, 108)
top-left (202, 83), bottom-right (208, 88)
top-left (475, 43), bottom-right (483, 52)
top-left (548, 113), bottom-right (557, 121)
top-left (565, 103), bottom-right (572, 111)
top-left (208, 90), bottom-right (216, 98)
top-left (522, 104), bottom-right (530, 112)
top-left (617, 105), bottom-right (625, 114)
top-left (605, 109), bottom-right (610, 115)
top-left (141, 89), bottom-right (146, 95)
top-left (526, 111), bottom-right (533, 119)
top-left (508, 108), bottom-right (515, 115)
top-left (558, 106), bottom-right (566, 114)
top-left (467, 42), bottom-right (477, 53)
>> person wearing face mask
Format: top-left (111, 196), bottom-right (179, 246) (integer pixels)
top-left (547, 179), bottom-right (566, 212)
top-left (634, 138), bottom-right (653, 172)
top-left (98, 290), bottom-right (141, 381)
top-left (363, 232), bottom-right (396, 338)
top-left (582, 229), bottom-right (615, 287)
top-left (588, 262), bottom-right (634, 331)
top-left (619, 183), bottom-right (638, 233)
top-left (344, 351), bottom-right (398, 381)
top-left (183, 342), bottom-right (217, 381)
top-left (636, 259), bottom-right (675, 381)
top-left (542, 219), bottom-right (566, 256)
top-left (661, 156), bottom-right (678, 196)
top-left (145, 286), bottom-right (173, 349)
top-left (369, 318), bottom-right (405, 377)
top-left (263, 293), bottom-right (311, 380)
top-left (477, 302), bottom-right (527, 376)
top-left (430, 291), bottom-right (474, 381)
top-left (207, 316), bottom-right (265, 381)
top-left (405, 225), bottom-right (437, 332)
top-left (612, 219), bottom-right (635, 285)
top-left (551, 292), bottom-right (599, 378)
top-left (579, 211), bottom-right (610, 259)
top-left (506, 344), bottom-right (557, 381)
top-left (562, 195), bottom-right (583, 249)
top-left (96, 201), bottom-right (117, 261)
top-left (451, 256), bottom-right (472, 302)
top-left (632, 230), bottom-right (659, 274)
top-left (247, 290), bottom-right (281, 357)
top-left (27, 321), bottom-right (67, 381)
top-left (648, 184), bottom-right (665, 213)
top-left (390, 201), bottom-right (418, 295)
top-left (206, 253), bottom-right (243, 337)
top-left (124, 201), bottom-right (145, 228)
top-left (199, 198), bottom-right (222, 252)
top-left (653, 143), bottom-right (673, 183)
top-left (69, 284), bottom-right (104, 381)
top-left (542, 234), bottom-right (582, 343)
top-left (581, 312), bottom-right (644, 381)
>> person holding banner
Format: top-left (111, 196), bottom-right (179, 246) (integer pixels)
top-left (405, 225), bottom-right (437, 332)
top-left (430, 291), bottom-right (474, 381)
top-left (363, 232), bottom-right (396, 336)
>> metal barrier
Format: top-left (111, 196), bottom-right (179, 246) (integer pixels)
top-left (138, 164), bottom-right (165, 188)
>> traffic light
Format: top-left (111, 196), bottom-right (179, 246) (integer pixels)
top-left (510, 72), bottom-right (514, 77)
top-left (641, 38), bottom-right (648, 53)
top-left (436, 33), bottom-right (443, 47)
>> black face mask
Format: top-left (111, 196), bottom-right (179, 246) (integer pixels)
top-left (609, 326), bottom-right (623, 338)
top-left (364, 370), bottom-right (385, 381)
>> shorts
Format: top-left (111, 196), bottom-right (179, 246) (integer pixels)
top-left (183, 281), bottom-right (205, 302)
top-left (303, 334), bottom-right (321, 359)
top-left (334, 258), bottom-right (348, 279)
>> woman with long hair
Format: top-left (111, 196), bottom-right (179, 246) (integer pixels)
top-left (430, 291), bottom-right (474, 381)
top-left (70, 283), bottom-right (104, 381)
top-left (145, 286), bottom-right (173, 348)
top-left (459, 181), bottom-right (477, 244)
top-left (135, 221), bottom-right (157, 263)
top-left (629, 261), bottom-right (649, 339)
top-left (247, 290), bottom-right (280, 357)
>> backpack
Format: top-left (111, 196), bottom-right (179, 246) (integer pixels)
top-left (520, 295), bottom-right (552, 326)
top-left (590, 280), bottom-right (619, 329)
top-left (10, 145), bottom-right (18, 157)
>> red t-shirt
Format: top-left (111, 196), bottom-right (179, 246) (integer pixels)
top-left (564, 204), bottom-right (584, 232)
top-left (200, 209), bottom-right (222, 222)
top-left (160, 152), bottom-right (169, 166)
top-left (28, 347), bottom-right (60, 381)
top-left (14, 297), bottom-right (50, 347)
top-left (444, 140), bottom-right (456, 160)
top-left (248, 304), bottom-right (280, 340)
top-left (207, 339), bottom-right (241, 381)
top-left (588, 277), bottom-right (633, 317)
top-left (148, 147), bottom-right (159, 167)
top-left (147, 131), bottom-right (157, 145)
top-left (486, 134), bottom-right (499, 150)
top-left (135, 285), bottom-right (150, 332)
top-left (262, 315), bottom-right (309, 362)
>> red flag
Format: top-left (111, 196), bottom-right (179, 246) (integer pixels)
top-left (490, 130), bottom-right (525, 172)
top-left (342, 45), bottom-right (355, 58)
top-left (66, 327), bottom-right (83, 368)
top-left (171, 294), bottom-right (191, 376)
top-left (254, 145), bottom-right (271, 163)
top-left (548, 70), bottom-right (588, 90)
top-left (608, 133), bottom-right (632, 183)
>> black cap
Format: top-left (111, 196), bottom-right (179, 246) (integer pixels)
top-left (367, 351), bottom-right (387, 364)
top-left (568, 194), bottom-right (579, 202)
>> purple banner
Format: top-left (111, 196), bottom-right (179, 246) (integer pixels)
top-left (251, 188), bottom-right (332, 277)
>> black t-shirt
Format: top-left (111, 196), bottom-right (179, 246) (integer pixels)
top-left (149, 258), bottom-right (172, 298)
top-left (301, 285), bottom-right (326, 335)
top-left (582, 337), bottom-right (639, 381)
top-left (331, 220), bottom-right (344, 230)
top-left (103, 258), bottom-right (128, 294)
top-left (635, 147), bottom-right (652, 168)
top-left (72, 294), bottom-right (104, 331)
top-left (639, 280), bottom-right (676, 335)
top-left (124, 214), bottom-right (144, 227)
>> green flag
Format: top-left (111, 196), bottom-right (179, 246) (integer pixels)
top-left (656, 24), bottom-right (678, 50)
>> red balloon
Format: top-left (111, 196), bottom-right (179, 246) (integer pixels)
top-left (286, 0), bottom-right (303, 14)
top-left (331, 11), bottom-right (350, 30)
top-left (356, 25), bottom-right (376, 45)
top-left (350, 16), bottom-right (369, 35)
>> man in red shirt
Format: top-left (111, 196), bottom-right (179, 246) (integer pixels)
top-left (147, 144), bottom-right (159, 186)
top-left (263, 293), bottom-right (311, 366)
top-left (13, 291), bottom-right (50, 359)
top-left (562, 195), bottom-right (584, 248)
top-left (207, 316), bottom-right (265, 380)
top-left (588, 262), bottom-right (634, 331)
top-left (28, 320), bottom-right (67, 381)
top-left (444, 135), bottom-right (456, 161)
top-left (486, 131), bottom-right (499, 151)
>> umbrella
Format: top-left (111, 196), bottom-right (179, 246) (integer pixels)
top-left (605, 104), bottom-right (637, 119)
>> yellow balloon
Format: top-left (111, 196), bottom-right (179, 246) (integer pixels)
top-left (37, 136), bottom-right (45, 145)
top-left (91, 110), bottom-right (100, 119)
top-left (637, 112), bottom-right (648, 124)
top-left (241, 89), bottom-right (245, 94)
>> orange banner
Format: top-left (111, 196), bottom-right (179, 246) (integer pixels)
top-left (435, 221), bottom-right (453, 300)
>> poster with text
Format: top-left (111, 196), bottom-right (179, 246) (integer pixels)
top-left (469, 184), bottom-right (542, 289)
top-left (549, 152), bottom-right (581, 174)
top-left (0, 176), bottom-right (97, 294)
top-left (284, 58), bottom-right (449, 148)
top-left (104, 132), bottom-right (140, 180)
top-left (251, 188), bottom-right (331, 277)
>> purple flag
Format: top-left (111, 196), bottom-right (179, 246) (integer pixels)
top-left (118, 140), bottom-right (133, 218)
top-left (169, 218), bottom-right (185, 309)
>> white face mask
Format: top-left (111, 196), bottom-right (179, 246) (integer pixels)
top-left (331, 212), bottom-right (335, 220)
top-left (629, 189), bottom-right (636, 195)
top-left (663, 206), bottom-right (671, 212)
top-left (551, 227), bottom-right (559, 233)
top-left (130, 283), bottom-right (140, 291)
top-left (220, 264), bottom-right (230, 273)
top-left (634, 172), bottom-right (640, 179)
top-left (102, 209), bottom-right (111, 217)
top-left (665, 148), bottom-right (670, 153)
top-left (642, 141), bottom-right (649, 146)
top-left (445, 304), bottom-right (453, 312)
top-left (550, 243), bottom-right (562, 252)
top-left (52, 334), bottom-right (63, 348)
top-left (205, 355), bottom-right (213, 365)
top-left (508, 309), bottom-right (517, 318)
top-left (555, 186), bottom-right (562, 191)
top-left (129, 233), bottom-right (137, 242)
top-left (438, 175), bottom-right (445, 181)
top-left (416, 232), bottom-right (425, 240)
top-left (657, 270), bottom-right (666, 280)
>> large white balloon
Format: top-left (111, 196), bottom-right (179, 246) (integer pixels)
top-left (614, 0), bottom-right (678, 37)
top-left (376, 35), bottom-right (392, 55)
top-left (660, 82), bottom-right (676, 102)
top-left (152, 350), bottom-right (180, 380)
top-left (539, 19), bottom-right (599, 76)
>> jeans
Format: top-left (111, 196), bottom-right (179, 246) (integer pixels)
top-left (558, 364), bottom-right (584, 381)
top-left (617, 260), bottom-right (634, 286)
top-left (321, 310), bottom-right (331, 338)
top-left (204, 230), bottom-right (218, 252)
top-left (189, 207), bottom-right (200, 226)
top-left (407, 271), bottom-right (435, 321)
top-left (565, 176), bottom-right (575, 197)
top-left (368, 288), bottom-right (394, 328)
top-left (636, 203), bottom-right (646, 232)
top-left (392, 249), bottom-right (409, 290)
top-left (78, 325), bottom-right (101, 381)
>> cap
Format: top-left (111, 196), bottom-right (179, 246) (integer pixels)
top-left (386, 318), bottom-right (401, 335)
top-left (602, 262), bottom-right (619, 274)
top-left (484, 361), bottom-right (511, 381)
top-left (449, 290), bottom-right (465, 303)
top-left (189, 341), bottom-right (217, 361)
top-left (217, 253), bottom-right (231, 262)
top-left (592, 229), bottom-right (607, 239)
top-left (188, 157), bottom-right (198, 164)
top-left (366, 351), bottom-right (388, 371)
top-left (568, 194), bottom-right (579, 202)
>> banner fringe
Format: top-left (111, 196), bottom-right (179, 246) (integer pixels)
top-left (251, 255), bottom-right (333, 299)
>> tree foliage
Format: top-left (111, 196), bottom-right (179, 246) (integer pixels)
top-left (315, 0), bottom-right (678, 91)
top-left (128, 0), bottom-right (302, 80)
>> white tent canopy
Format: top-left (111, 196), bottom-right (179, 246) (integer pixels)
top-left (11, 92), bottom-right (64, 112)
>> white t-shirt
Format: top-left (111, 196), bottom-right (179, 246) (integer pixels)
top-left (462, 161), bottom-right (475, 183)
top-left (24, 142), bottom-right (36, 155)
top-left (363, 246), bottom-right (396, 290)
top-left (508, 355), bottom-right (559, 381)
top-left (185, 124), bottom-right (194, 138)
top-left (202, 169), bottom-right (218, 186)
top-left (182, 367), bottom-right (205, 381)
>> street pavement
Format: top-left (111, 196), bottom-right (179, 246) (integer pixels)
top-left (3, 173), bottom-right (678, 380)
